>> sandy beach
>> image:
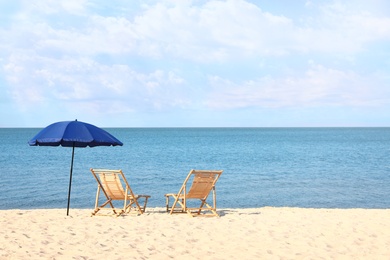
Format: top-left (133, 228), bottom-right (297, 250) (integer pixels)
top-left (1, 207), bottom-right (389, 259)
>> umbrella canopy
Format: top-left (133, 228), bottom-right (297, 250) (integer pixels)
top-left (28, 120), bottom-right (123, 215)
top-left (28, 120), bottom-right (123, 147)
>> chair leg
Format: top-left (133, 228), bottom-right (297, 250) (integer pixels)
top-left (91, 199), bottom-right (118, 216)
top-left (141, 196), bottom-right (150, 213)
top-left (93, 186), bottom-right (101, 214)
top-left (165, 195), bottom-right (170, 212)
top-left (196, 200), bottom-right (206, 215)
top-left (169, 196), bottom-right (182, 214)
top-left (123, 196), bottom-right (149, 214)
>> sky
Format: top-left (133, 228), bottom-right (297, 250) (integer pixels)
top-left (1, 0), bottom-right (390, 127)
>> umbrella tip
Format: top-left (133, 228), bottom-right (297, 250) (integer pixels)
top-left (75, 119), bottom-right (78, 121)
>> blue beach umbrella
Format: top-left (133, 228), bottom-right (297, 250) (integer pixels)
top-left (28, 120), bottom-right (123, 215)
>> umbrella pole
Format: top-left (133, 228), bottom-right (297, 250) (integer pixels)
top-left (67, 144), bottom-right (75, 216)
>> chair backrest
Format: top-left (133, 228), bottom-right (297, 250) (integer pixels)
top-left (186, 170), bottom-right (223, 199)
top-left (91, 169), bottom-right (129, 200)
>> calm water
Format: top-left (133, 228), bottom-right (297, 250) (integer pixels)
top-left (0, 128), bottom-right (389, 210)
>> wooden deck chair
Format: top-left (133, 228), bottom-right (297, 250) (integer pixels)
top-left (165, 169), bottom-right (223, 217)
top-left (90, 169), bottom-right (150, 217)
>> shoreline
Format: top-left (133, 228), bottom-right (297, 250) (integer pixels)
top-left (1, 207), bottom-right (389, 259)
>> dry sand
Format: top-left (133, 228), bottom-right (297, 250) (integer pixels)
top-left (1, 207), bottom-right (389, 259)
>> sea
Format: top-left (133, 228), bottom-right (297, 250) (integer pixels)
top-left (0, 127), bottom-right (389, 210)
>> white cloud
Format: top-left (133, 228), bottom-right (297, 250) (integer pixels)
top-left (130, 0), bottom-right (390, 58)
top-left (3, 53), bottom-right (189, 113)
top-left (4, 0), bottom-right (390, 60)
top-left (0, 0), bottom-right (389, 126)
top-left (22, 0), bottom-right (89, 15)
top-left (205, 63), bottom-right (390, 109)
